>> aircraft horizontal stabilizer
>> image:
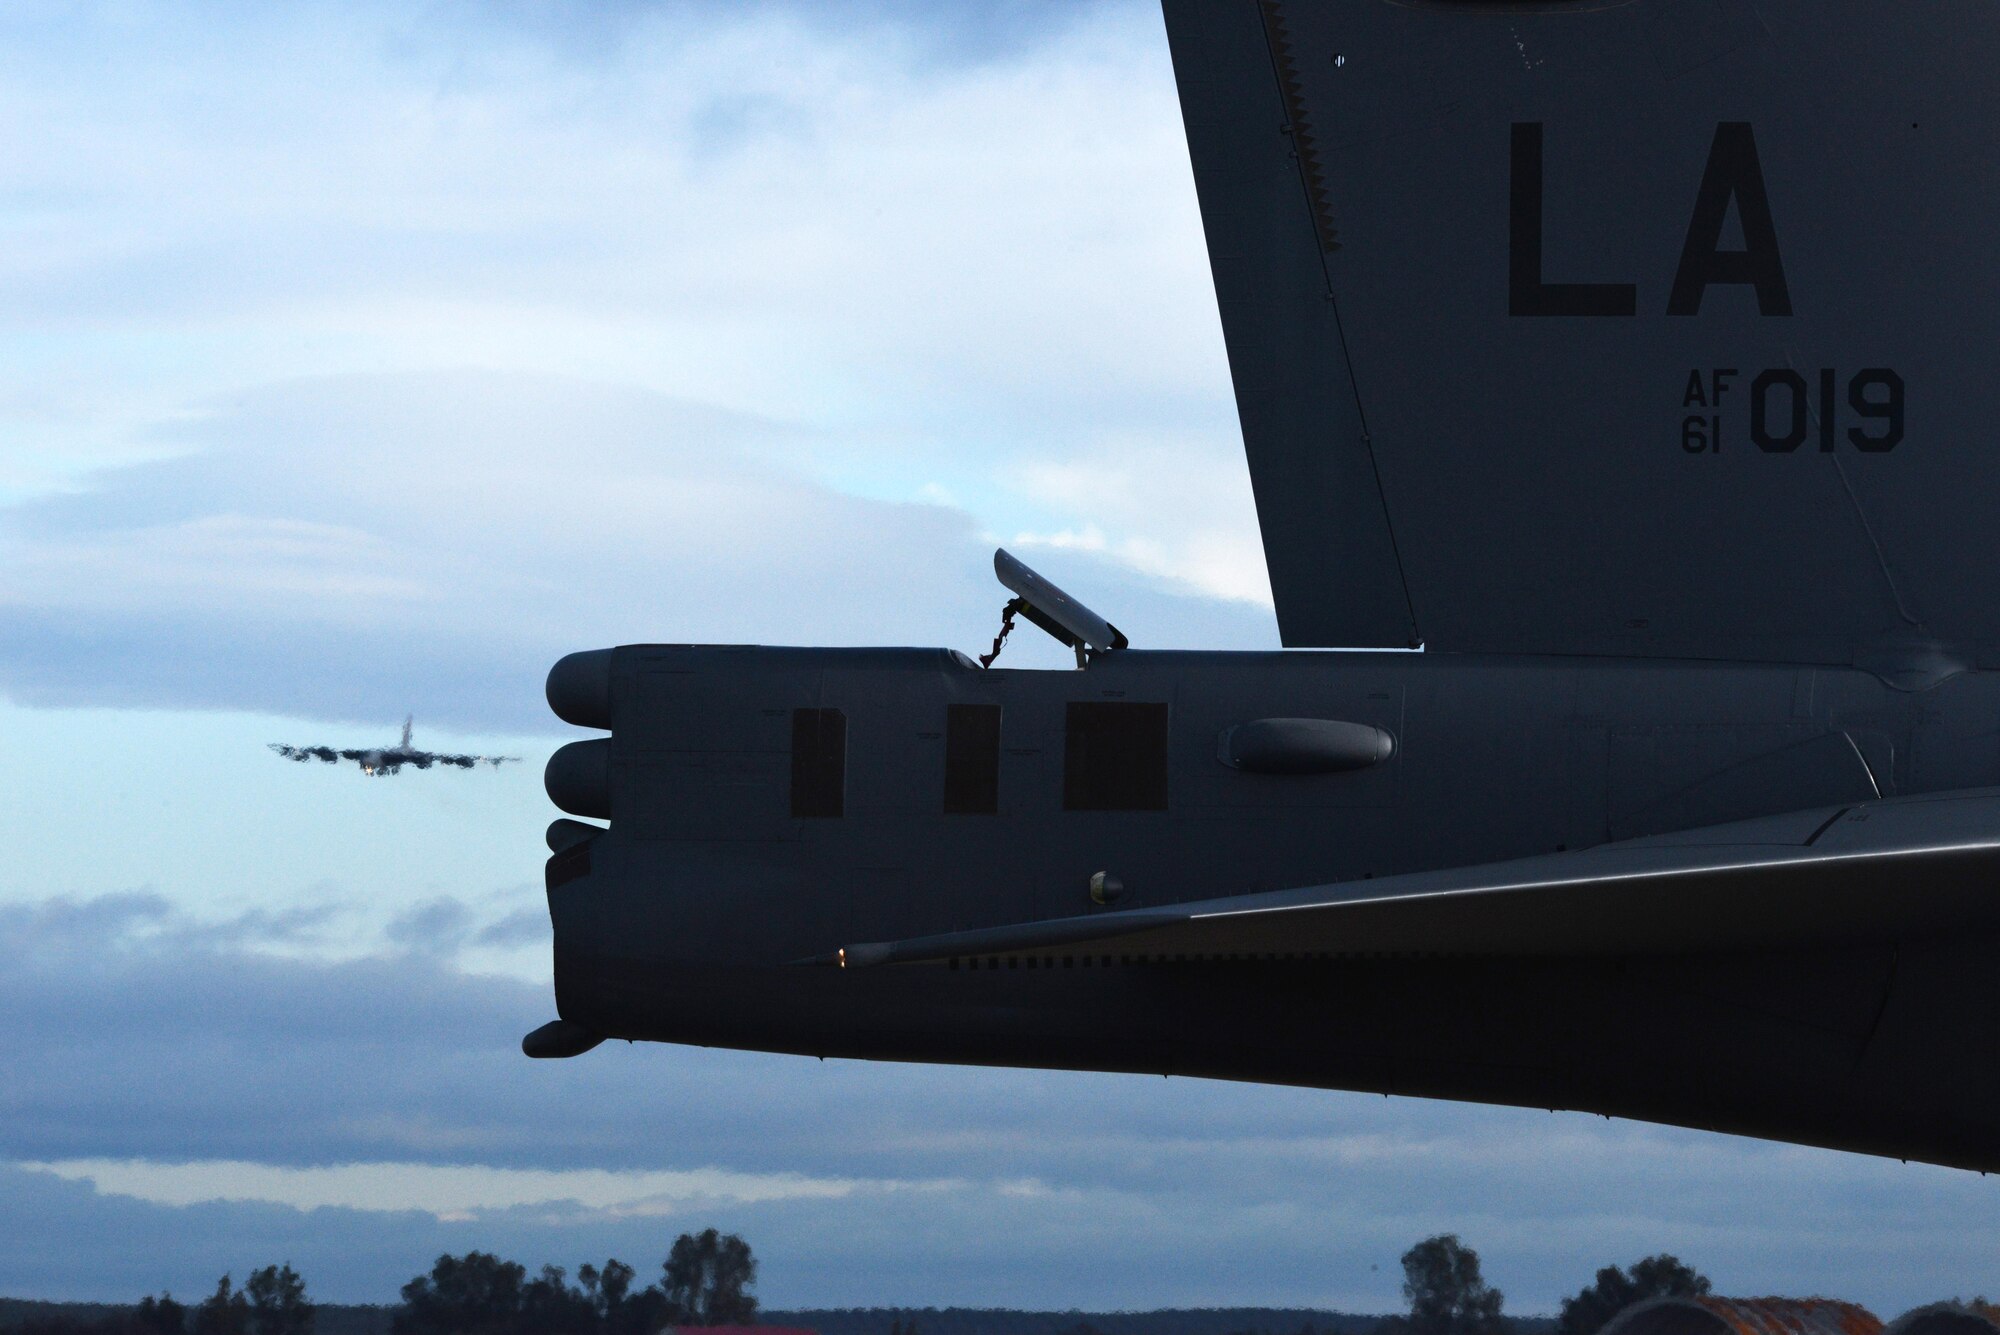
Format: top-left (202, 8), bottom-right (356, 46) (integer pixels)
top-left (823, 791), bottom-right (2000, 966)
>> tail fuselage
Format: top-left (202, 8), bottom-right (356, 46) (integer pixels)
top-left (543, 644), bottom-right (2000, 1170)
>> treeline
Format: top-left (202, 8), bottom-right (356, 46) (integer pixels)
top-left (15, 1268), bottom-right (310, 1335)
top-left (1376, 1235), bottom-right (1705, 1335)
top-left (9, 1229), bottom-right (757, 1335)
top-left (3, 1230), bottom-right (1708, 1335)
top-left (398, 1228), bottom-right (756, 1335)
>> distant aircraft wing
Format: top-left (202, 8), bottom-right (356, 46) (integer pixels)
top-left (434, 753), bottom-right (518, 768)
top-left (827, 791), bottom-right (2000, 965)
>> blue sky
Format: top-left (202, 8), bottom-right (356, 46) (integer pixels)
top-left (4, 0), bottom-right (1999, 1315)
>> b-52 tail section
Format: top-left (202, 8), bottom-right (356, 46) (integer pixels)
top-left (1163, 0), bottom-right (2000, 667)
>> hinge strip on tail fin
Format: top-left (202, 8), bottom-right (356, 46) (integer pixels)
top-left (1256, 1), bottom-right (1342, 257)
top-left (1165, 0), bottom-right (1420, 649)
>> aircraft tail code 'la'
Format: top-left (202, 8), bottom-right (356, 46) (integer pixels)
top-left (1162, 0), bottom-right (1986, 669)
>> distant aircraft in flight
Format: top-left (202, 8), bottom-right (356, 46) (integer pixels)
top-left (270, 715), bottom-right (515, 776)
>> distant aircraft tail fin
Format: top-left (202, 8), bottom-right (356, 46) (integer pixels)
top-left (1163, 0), bottom-right (1997, 666)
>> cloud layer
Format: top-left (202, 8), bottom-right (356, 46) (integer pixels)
top-left (0, 1), bottom-right (1270, 731)
top-left (7, 894), bottom-right (2000, 1310)
top-left (0, 369), bottom-right (1273, 729)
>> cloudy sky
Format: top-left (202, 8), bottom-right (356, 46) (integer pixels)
top-left (4, 0), bottom-right (1999, 1315)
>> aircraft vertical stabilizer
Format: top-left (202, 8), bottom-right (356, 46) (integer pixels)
top-left (1163, 0), bottom-right (2000, 666)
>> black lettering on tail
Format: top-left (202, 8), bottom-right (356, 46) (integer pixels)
top-left (1669, 122), bottom-right (1792, 316)
top-left (1509, 123), bottom-right (1637, 317)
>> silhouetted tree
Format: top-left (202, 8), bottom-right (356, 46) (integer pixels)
top-left (518, 1265), bottom-right (597, 1335)
top-left (1556, 1256), bottom-right (1710, 1335)
top-left (1400, 1235), bottom-right (1506, 1335)
top-left (244, 1265), bottom-right (313, 1335)
top-left (192, 1277), bottom-right (250, 1335)
top-left (392, 1234), bottom-right (757, 1334)
top-left (137, 1294), bottom-right (189, 1335)
top-left (661, 1229), bottom-right (758, 1325)
top-left (579, 1258), bottom-right (667, 1335)
top-left (394, 1252), bottom-right (528, 1335)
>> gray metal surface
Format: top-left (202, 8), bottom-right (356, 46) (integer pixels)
top-left (1165, 0), bottom-right (1999, 663)
top-left (1218, 717), bottom-right (1394, 773)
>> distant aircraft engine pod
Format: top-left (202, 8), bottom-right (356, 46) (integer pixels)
top-left (1603, 1298), bottom-right (1884, 1335)
top-left (545, 738), bottom-right (612, 819)
top-left (546, 648), bottom-right (614, 729)
top-left (1885, 1305), bottom-right (2000, 1335)
top-left (1218, 718), bottom-right (1395, 774)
